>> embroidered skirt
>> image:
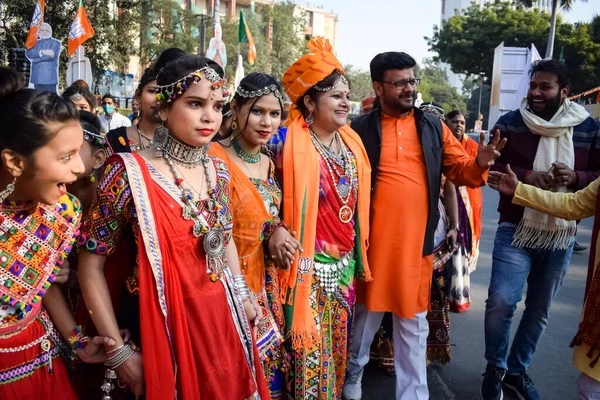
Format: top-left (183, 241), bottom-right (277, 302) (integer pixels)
top-left (0, 310), bottom-right (76, 400)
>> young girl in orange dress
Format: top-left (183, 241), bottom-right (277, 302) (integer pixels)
top-left (211, 72), bottom-right (300, 399)
top-left (0, 67), bottom-right (116, 399)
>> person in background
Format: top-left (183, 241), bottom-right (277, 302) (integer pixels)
top-left (343, 51), bottom-right (503, 400)
top-left (445, 110), bottom-right (482, 312)
top-left (62, 85), bottom-right (95, 112)
top-left (128, 98), bottom-right (141, 124)
top-left (99, 93), bottom-right (131, 133)
top-left (488, 168), bottom-right (600, 400)
top-left (105, 47), bottom-right (186, 155)
top-left (481, 59), bottom-right (600, 400)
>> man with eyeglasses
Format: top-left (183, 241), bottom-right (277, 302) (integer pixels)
top-left (343, 52), bottom-right (506, 400)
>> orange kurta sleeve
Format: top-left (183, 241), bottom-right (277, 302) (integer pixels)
top-left (442, 125), bottom-right (488, 188)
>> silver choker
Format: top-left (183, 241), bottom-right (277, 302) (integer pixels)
top-left (153, 126), bottom-right (207, 168)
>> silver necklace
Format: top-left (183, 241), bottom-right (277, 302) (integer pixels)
top-left (154, 127), bottom-right (207, 168)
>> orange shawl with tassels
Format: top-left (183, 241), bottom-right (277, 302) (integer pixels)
top-left (279, 38), bottom-right (372, 350)
top-left (208, 143), bottom-right (271, 294)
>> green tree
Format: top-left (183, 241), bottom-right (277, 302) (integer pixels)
top-left (516, 0), bottom-right (588, 58)
top-left (344, 64), bottom-right (373, 101)
top-left (426, 1), bottom-right (600, 94)
top-left (220, 1), bottom-right (306, 83)
top-left (418, 60), bottom-right (467, 115)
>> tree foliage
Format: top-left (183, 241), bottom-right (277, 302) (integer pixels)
top-left (426, 2), bottom-right (600, 94)
top-left (344, 64), bottom-right (373, 102)
top-left (418, 60), bottom-right (467, 115)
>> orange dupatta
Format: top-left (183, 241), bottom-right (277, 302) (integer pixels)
top-left (280, 116), bottom-right (372, 349)
top-left (209, 143), bottom-right (270, 293)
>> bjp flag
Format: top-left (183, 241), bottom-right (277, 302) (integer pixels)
top-left (68, 0), bottom-right (95, 56)
top-left (25, 0), bottom-right (45, 49)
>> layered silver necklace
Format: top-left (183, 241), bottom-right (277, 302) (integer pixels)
top-left (153, 126), bottom-right (206, 168)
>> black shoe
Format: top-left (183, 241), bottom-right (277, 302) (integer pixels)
top-left (574, 242), bottom-right (589, 252)
top-left (481, 365), bottom-right (506, 400)
top-left (502, 373), bottom-right (540, 400)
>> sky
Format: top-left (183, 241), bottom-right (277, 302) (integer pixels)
top-left (311, 0), bottom-right (600, 71)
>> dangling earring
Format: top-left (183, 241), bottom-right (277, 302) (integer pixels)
top-left (87, 171), bottom-right (96, 183)
top-left (154, 122), bottom-right (169, 145)
top-left (0, 177), bottom-right (17, 202)
top-left (305, 111), bottom-right (313, 125)
top-left (231, 119), bottom-right (237, 132)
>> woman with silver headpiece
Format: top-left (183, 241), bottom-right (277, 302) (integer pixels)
top-left (77, 56), bottom-right (269, 399)
top-left (210, 72), bottom-right (299, 399)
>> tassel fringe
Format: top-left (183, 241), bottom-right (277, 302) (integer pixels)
top-left (512, 218), bottom-right (576, 251)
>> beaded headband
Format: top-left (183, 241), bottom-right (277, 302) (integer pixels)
top-left (314, 74), bottom-right (349, 92)
top-left (83, 129), bottom-right (106, 147)
top-left (235, 84), bottom-right (284, 109)
top-left (155, 66), bottom-right (229, 103)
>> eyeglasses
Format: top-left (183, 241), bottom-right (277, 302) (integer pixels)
top-left (381, 78), bottom-right (421, 90)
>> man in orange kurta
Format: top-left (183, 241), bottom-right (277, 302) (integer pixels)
top-left (343, 52), bottom-right (503, 400)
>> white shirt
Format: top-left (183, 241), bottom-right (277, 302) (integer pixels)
top-left (100, 111), bottom-right (131, 133)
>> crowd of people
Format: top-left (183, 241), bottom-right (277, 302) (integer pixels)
top-left (0, 35), bottom-right (599, 400)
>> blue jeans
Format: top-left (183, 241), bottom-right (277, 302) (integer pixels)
top-left (484, 225), bottom-right (574, 374)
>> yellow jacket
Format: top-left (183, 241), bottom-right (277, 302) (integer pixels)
top-left (513, 178), bottom-right (600, 381)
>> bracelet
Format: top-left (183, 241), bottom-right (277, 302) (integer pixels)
top-left (68, 325), bottom-right (90, 350)
top-left (261, 218), bottom-right (290, 243)
top-left (233, 274), bottom-right (251, 300)
top-left (104, 343), bottom-right (135, 369)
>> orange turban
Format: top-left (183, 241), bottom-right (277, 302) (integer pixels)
top-left (282, 36), bottom-right (344, 107)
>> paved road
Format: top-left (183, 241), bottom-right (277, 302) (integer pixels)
top-left (363, 186), bottom-right (592, 400)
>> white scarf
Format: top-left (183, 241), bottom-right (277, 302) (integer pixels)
top-left (513, 98), bottom-right (589, 250)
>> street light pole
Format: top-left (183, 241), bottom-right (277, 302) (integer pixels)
top-left (196, 14), bottom-right (210, 56)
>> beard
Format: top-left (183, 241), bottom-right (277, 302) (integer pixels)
top-left (383, 91), bottom-right (415, 114)
top-left (527, 92), bottom-right (562, 120)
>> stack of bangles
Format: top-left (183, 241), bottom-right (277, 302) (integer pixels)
top-left (233, 274), bottom-right (252, 301)
top-left (105, 343), bottom-right (135, 369)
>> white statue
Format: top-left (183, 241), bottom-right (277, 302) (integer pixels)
top-left (414, 92), bottom-right (423, 108)
top-left (206, 22), bottom-right (227, 68)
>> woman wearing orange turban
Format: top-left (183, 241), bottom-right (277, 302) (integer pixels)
top-left (269, 37), bottom-right (372, 399)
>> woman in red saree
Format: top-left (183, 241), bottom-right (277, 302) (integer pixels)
top-left (78, 56), bottom-right (269, 399)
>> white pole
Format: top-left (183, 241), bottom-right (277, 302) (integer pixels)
top-left (78, 46), bottom-right (82, 81)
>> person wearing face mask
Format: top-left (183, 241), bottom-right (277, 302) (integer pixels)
top-left (268, 37), bottom-right (373, 400)
top-left (209, 72), bottom-right (300, 399)
top-left (480, 59), bottom-right (600, 400)
top-left (99, 93), bottom-right (131, 133)
top-left (343, 52), bottom-right (505, 400)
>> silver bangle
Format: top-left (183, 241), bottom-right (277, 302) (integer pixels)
top-left (105, 343), bottom-right (135, 369)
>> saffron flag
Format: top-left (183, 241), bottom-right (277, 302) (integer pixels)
top-left (238, 10), bottom-right (256, 65)
top-left (25, 0), bottom-right (45, 49)
top-left (68, 0), bottom-right (95, 56)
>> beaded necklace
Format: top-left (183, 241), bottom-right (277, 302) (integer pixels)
top-left (232, 140), bottom-right (261, 164)
top-left (309, 130), bottom-right (358, 223)
top-left (156, 133), bottom-right (228, 282)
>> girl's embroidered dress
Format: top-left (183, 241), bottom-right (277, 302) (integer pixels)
top-left (210, 143), bottom-right (289, 399)
top-left (0, 194), bottom-right (81, 399)
top-left (79, 153), bottom-right (269, 399)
